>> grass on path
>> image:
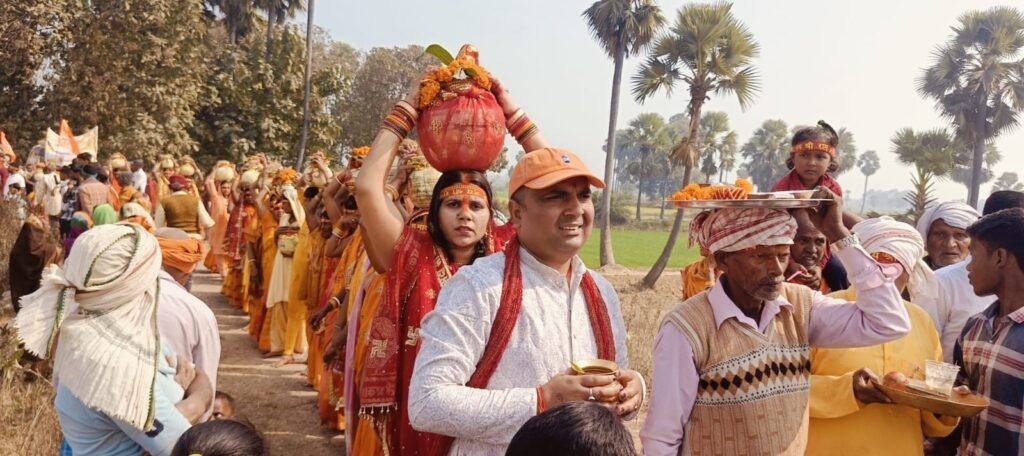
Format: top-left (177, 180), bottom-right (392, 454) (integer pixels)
top-left (580, 229), bottom-right (699, 270)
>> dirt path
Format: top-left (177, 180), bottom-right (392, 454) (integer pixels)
top-left (192, 270), bottom-right (342, 455)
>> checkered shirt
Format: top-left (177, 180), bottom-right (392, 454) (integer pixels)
top-left (955, 301), bottom-right (1024, 456)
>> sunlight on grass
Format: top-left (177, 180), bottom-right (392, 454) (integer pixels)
top-left (580, 229), bottom-right (700, 269)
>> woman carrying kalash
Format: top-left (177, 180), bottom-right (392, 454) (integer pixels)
top-left (353, 67), bottom-right (547, 455)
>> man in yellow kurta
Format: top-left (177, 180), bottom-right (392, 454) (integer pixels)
top-left (808, 217), bottom-right (957, 455)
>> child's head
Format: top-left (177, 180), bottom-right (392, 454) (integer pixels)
top-left (506, 401), bottom-right (637, 456)
top-left (170, 419), bottom-right (267, 456)
top-left (788, 120), bottom-right (840, 184)
top-left (213, 391), bottom-right (235, 420)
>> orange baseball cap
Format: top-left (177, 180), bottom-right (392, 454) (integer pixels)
top-left (508, 148), bottom-right (605, 197)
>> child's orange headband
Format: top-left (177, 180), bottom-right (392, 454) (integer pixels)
top-left (791, 141), bottom-right (836, 156)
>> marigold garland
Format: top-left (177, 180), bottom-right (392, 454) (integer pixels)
top-left (418, 57), bottom-right (493, 109)
top-left (670, 178), bottom-right (754, 202)
top-left (351, 146), bottom-right (370, 159)
top-left (274, 168), bottom-right (298, 186)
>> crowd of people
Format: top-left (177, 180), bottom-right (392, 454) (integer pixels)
top-left (6, 71), bottom-right (1024, 456)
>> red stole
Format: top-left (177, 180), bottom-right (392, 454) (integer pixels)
top-left (225, 202), bottom-right (254, 262)
top-left (771, 169), bottom-right (844, 196)
top-left (431, 237), bottom-right (617, 456)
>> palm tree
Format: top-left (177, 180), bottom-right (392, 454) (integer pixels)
top-left (583, 0), bottom-right (666, 266)
top-left (904, 166), bottom-right (939, 225)
top-left (918, 6), bottom-right (1024, 207)
top-left (694, 111), bottom-right (733, 180)
top-left (205, 0), bottom-right (255, 44)
top-left (890, 128), bottom-right (957, 221)
top-left (856, 150), bottom-right (880, 213)
top-left (256, 0), bottom-right (306, 61)
top-left (631, 1), bottom-right (760, 288)
top-left (740, 119), bottom-right (789, 191)
top-left (950, 142), bottom-right (1001, 193)
top-left (717, 131), bottom-right (737, 182)
top-left (621, 113), bottom-right (671, 220)
top-left (296, 0), bottom-right (314, 168)
top-left (992, 172), bottom-right (1024, 192)
top-left (835, 127), bottom-right (858, 175)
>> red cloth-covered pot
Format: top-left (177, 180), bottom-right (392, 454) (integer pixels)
top-left (416, 80), bottom-right (506, 172)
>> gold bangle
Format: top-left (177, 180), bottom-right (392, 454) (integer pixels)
top-left (384, 184), bottom-right (400, 202)
top-left (396, 101), bottom-right (418, 120)
top-left (506, 108), bottom-right (525, 127)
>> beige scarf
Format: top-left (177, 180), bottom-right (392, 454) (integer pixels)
top-left (16, 224), bottom-right (163, 431)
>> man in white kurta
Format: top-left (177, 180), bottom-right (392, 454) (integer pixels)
top-left (157, 271), bottom-right (221, 401)
top-left (408, 148), bottom-right (645, 455)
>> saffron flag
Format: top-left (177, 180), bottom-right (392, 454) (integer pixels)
top-left (45, 123), bottom-right (98, 165)
top-left (59, 119), bottom-right (82, 156)
top-left (0, 132), bottom-right (14, 161)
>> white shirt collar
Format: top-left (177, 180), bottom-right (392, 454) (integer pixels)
top-left (707, 278), bottom-right (793, 333)
top-left (517, 246), bottom-right (586, 289)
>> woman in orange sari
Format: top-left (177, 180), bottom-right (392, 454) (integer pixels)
top-left (256, 191), bottom-right (282, 354)
top-left (351, 72), bottom-right (545, 455)
top-left (308, 171), bottom-right (362, 434)
top-left (204, 174), bottom-right (234, 276)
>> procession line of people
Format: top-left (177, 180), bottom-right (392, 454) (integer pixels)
top-left (6, 68), bottom-right (1024, 456)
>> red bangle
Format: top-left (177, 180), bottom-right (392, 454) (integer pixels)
top-left (536, 386), bottom-right (545, 414)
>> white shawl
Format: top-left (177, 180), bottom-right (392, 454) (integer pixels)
top-left (16, 224), bottom-right (163, 431)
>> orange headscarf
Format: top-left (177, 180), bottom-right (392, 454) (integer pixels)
top-left (157, 237), bottom-right (205, 274)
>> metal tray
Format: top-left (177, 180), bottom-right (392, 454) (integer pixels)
top-left (666, 198), bottom-right (828, 209)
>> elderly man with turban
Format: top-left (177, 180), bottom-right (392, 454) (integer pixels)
top-left (15, 224), bottom-right (212, 456)
top-left (641, 190), bottom-right (911, 455)
top-left (806, 216), bottom-right (957, 455)
top-left (155, 227), bottom-right (221, 422)
top-left (919, 192), bottom-right (1024, 364)
top-left (916, 201), bottom-right (980, 270)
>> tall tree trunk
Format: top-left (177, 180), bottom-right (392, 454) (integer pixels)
top-left (968, 114), bottom-right (986, 208)
top-left (642, 165), bottom-right (692, 289)
top-left (636, 149), bottom-right (647, 221)
top-left (297, 0), bottom-right (314, 168)
top-left (641, 95), bottom-right (705, 289)
top-left (659, 180), bottom-right (666, 220)
top-left (265, 7), bottom-right (275, 62)
top-left (860, 174), bottom-right (869, 213)
top-left (599, 41), bottom-right (626, 266)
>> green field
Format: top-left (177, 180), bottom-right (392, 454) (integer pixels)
top-left (579, 229), bottom-right (700, 270)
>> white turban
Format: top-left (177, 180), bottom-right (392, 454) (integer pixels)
top-left (854, 216), bottom-right (938, 303)
top-left (689, 207), bottom-right (797, 254)
top-left (15, 224), bottom-right (163, 431)
top-left (916, 201), bottom-right (980, 240)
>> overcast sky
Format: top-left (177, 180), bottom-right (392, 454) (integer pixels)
top-left (313, 0), bottom-right (1023, 203)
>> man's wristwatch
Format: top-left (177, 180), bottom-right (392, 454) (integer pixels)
top-left (830, 232), bottom-right (860, 251)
